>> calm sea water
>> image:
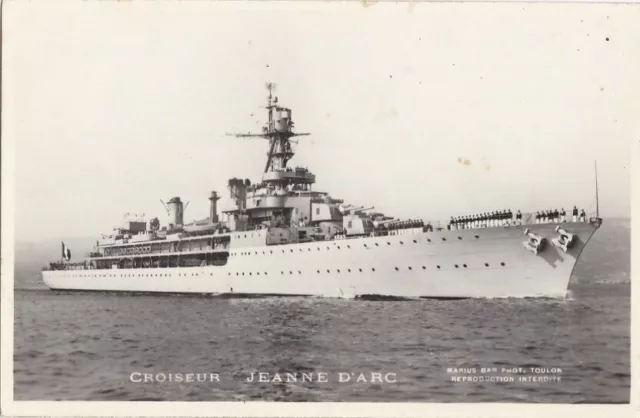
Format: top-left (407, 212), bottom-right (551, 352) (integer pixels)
top-left (13, 219), bottom-right (630, 402)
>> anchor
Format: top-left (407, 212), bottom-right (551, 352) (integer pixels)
top-left (522, 228), bottom-right (546, 255)
top-left (551, 226), bottom-right (575, 252)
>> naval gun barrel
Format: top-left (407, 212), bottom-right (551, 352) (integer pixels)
top-left (339, 204), bottom-right (375, 214)
top-left (373, 218), bottom-right (395, 228)
top-left (353, 206), bottom-right (374, 213)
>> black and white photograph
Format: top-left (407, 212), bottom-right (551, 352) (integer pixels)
top-left (1, 1), bottom-right (637, 416)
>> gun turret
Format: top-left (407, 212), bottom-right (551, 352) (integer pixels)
top-left (338, 204), bottom-right (355, 214)
top-left (373, 219), bottom-right (395, 228)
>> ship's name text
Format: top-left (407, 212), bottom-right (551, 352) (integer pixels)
top-left (245, 371), bottom-right (397, 383)
top-left (129, 371), bottom-right (397, 384)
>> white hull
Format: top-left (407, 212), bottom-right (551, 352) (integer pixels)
top-left (42, 223), bottom-right (599, 299)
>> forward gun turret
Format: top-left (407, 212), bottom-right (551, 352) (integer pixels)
top-left (373, 218), bottom-right (396, 228)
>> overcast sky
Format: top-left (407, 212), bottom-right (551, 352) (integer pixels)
top-left (5, 1), bottom-right (637, 241)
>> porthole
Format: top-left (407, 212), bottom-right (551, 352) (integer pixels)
top-left (454, 264), bottom-right (459, 268)
top-left (387, 242), bottom-right (391, 245)
top-left (400, 241), bottom-right (404, 245)
top-left (359, 268), bottom-right (363, 272)
top-left (437, 265), bottom-right (441, 269)
top-left (265, 272), bottom-right (268, 275)
top-left (485, 263), bottom-right (490, 267)
top-left (364, 244), bottom-right (368, 248)
top-left (348, 269), bottom-right (351, 273)
top-left (255, 251), bottom-right (258, 255)
top-left (458, 236), bottom-right (462, 240)
top-left (317, 247), bottom-right (320, 251)
top-left (282, 250), bottom-right (285, 253)
top-left (501, 262), bottom-right (506, 266)
top-left (327, 269), bottom-right (330, 273)
top-left (289, 271), bottom-right (293, 275)
top-left (372, 267), bottom-right (376, 272)
top-left (249, 272), bottom-right (252, 275)
top-left (408, 266), bottom-right (412, 270)
top-left (413, 240), bottom-right (417, 243)
top-left (422, 266), bottom-right (426, 270)
top-left (375, 243), bottom-right (379, 246)
top-left (299, 249), bottom-right (303, 252)
top-left (337, 246), bottom-right (341, 249)
top-left (290, 249), bottom-right (294, 253)
top-left (236, 272), bottom-right (239, 276)
top-left (427, 239), bottom-right (432, 242)
top-left (337, 269), bottom-right (340, 273)
top-left (257, 272), bottom-right (260, 275)
top-left (298, 271), bottom-right (301, 274)
top-left (442, 238), bottom-right (447, 241)
top-left (475, 235), bottom-right (480, 239)
top-left (317, 270), bottom-right (320, 273)
top-left (394, 267), bottom-right (399, 271)
top-left (281, 271), bottom-right (284, 275)
top-left (242, 272), bottom-right (245, 276)
top-left (347, 245), bottom-right (351, 249)
top-left (326, 246), bottom-right (330, 250)
top-left (308, 248), bottom-right (311, 251)
top-left (463, 264), bottom-right (467, 268)
top-left (270, 250), bottom-right (273, 254)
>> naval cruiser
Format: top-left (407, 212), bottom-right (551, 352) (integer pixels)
top-left (42, 84), bottom-right (602, 299)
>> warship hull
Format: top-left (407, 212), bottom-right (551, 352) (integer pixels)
top-left (42, 222), bottom-right (598, 299)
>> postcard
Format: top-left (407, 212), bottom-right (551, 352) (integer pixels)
top-left (1, 1), bottom-right (637, 417)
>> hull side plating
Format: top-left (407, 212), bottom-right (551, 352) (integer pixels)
top-left (43, 223), bottom-right (598, 299)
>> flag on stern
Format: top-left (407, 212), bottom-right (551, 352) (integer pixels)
top-left (61, 242), bottom-right (71, 261)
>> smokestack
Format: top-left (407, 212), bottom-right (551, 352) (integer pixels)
top-left (209, 191), bottom-right (220, 223)
top-left (167, 197), bottom-right (184, 227)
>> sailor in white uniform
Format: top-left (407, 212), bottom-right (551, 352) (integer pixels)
top-left (579, 209), bottom-right (586, 222)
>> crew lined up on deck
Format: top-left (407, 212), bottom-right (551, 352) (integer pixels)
top-left (447, 207), bottom-right (588, 230)
top-left (448, 210), bottom-right (514, 230)
top-left (385, 219), bottom-right (424, 230)
top-left (534, 207), bottom-right (586, 224)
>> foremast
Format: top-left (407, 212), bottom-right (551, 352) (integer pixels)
top-left (224, 83), bottom-right (322, 235)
